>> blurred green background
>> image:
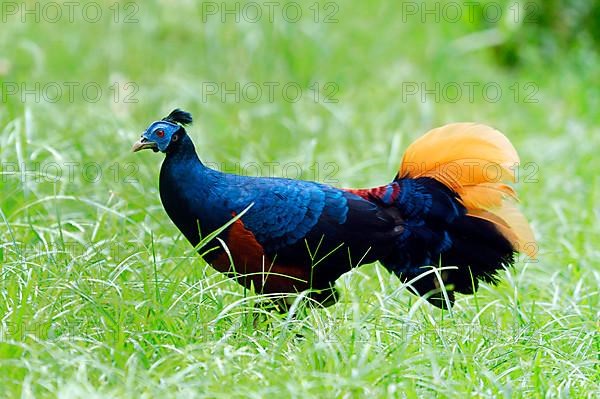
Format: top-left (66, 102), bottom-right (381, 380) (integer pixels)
top-left (1, 0), bottom-right (599, 397)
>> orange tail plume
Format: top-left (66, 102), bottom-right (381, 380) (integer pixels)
top-left (399, 123), bottom-right (536, 258)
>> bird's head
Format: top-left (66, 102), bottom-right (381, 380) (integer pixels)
top-left (132, 109), bottom-right (193, 153)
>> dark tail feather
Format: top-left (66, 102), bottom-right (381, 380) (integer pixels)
top-left (383, 123), bottom-right (534, 308)
top-left (383, 177), bottom-right (516, 308)
top-left (397, 215), bottom-right (515, 308)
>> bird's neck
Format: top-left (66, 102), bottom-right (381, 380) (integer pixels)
top-left (159, 134), bottom-right (221, 247)
top-left (164, 134), bottom-right (201, 164)
top-left (160, 134), bottom-right (218, 191)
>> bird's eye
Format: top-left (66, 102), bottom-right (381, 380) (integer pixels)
top-left (156, 129), bottom-right (165, 138)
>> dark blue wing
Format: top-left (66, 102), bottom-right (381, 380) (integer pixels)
top-left (204, 172), bottom-right (406, 271)
top-left (213, 175), bottom-right (350, 253)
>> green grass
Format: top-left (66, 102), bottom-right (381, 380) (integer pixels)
top-left (1, 0), bottom-right (599, 397)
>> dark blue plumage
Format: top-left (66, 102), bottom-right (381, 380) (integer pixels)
top-left (133, 109), bottom-right (530, 309)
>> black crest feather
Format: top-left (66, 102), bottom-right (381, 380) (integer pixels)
top-left (163, 109), bottom-right (193, 126)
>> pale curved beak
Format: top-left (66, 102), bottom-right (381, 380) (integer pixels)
top-left (132, 138), bottom-right (158, 152)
